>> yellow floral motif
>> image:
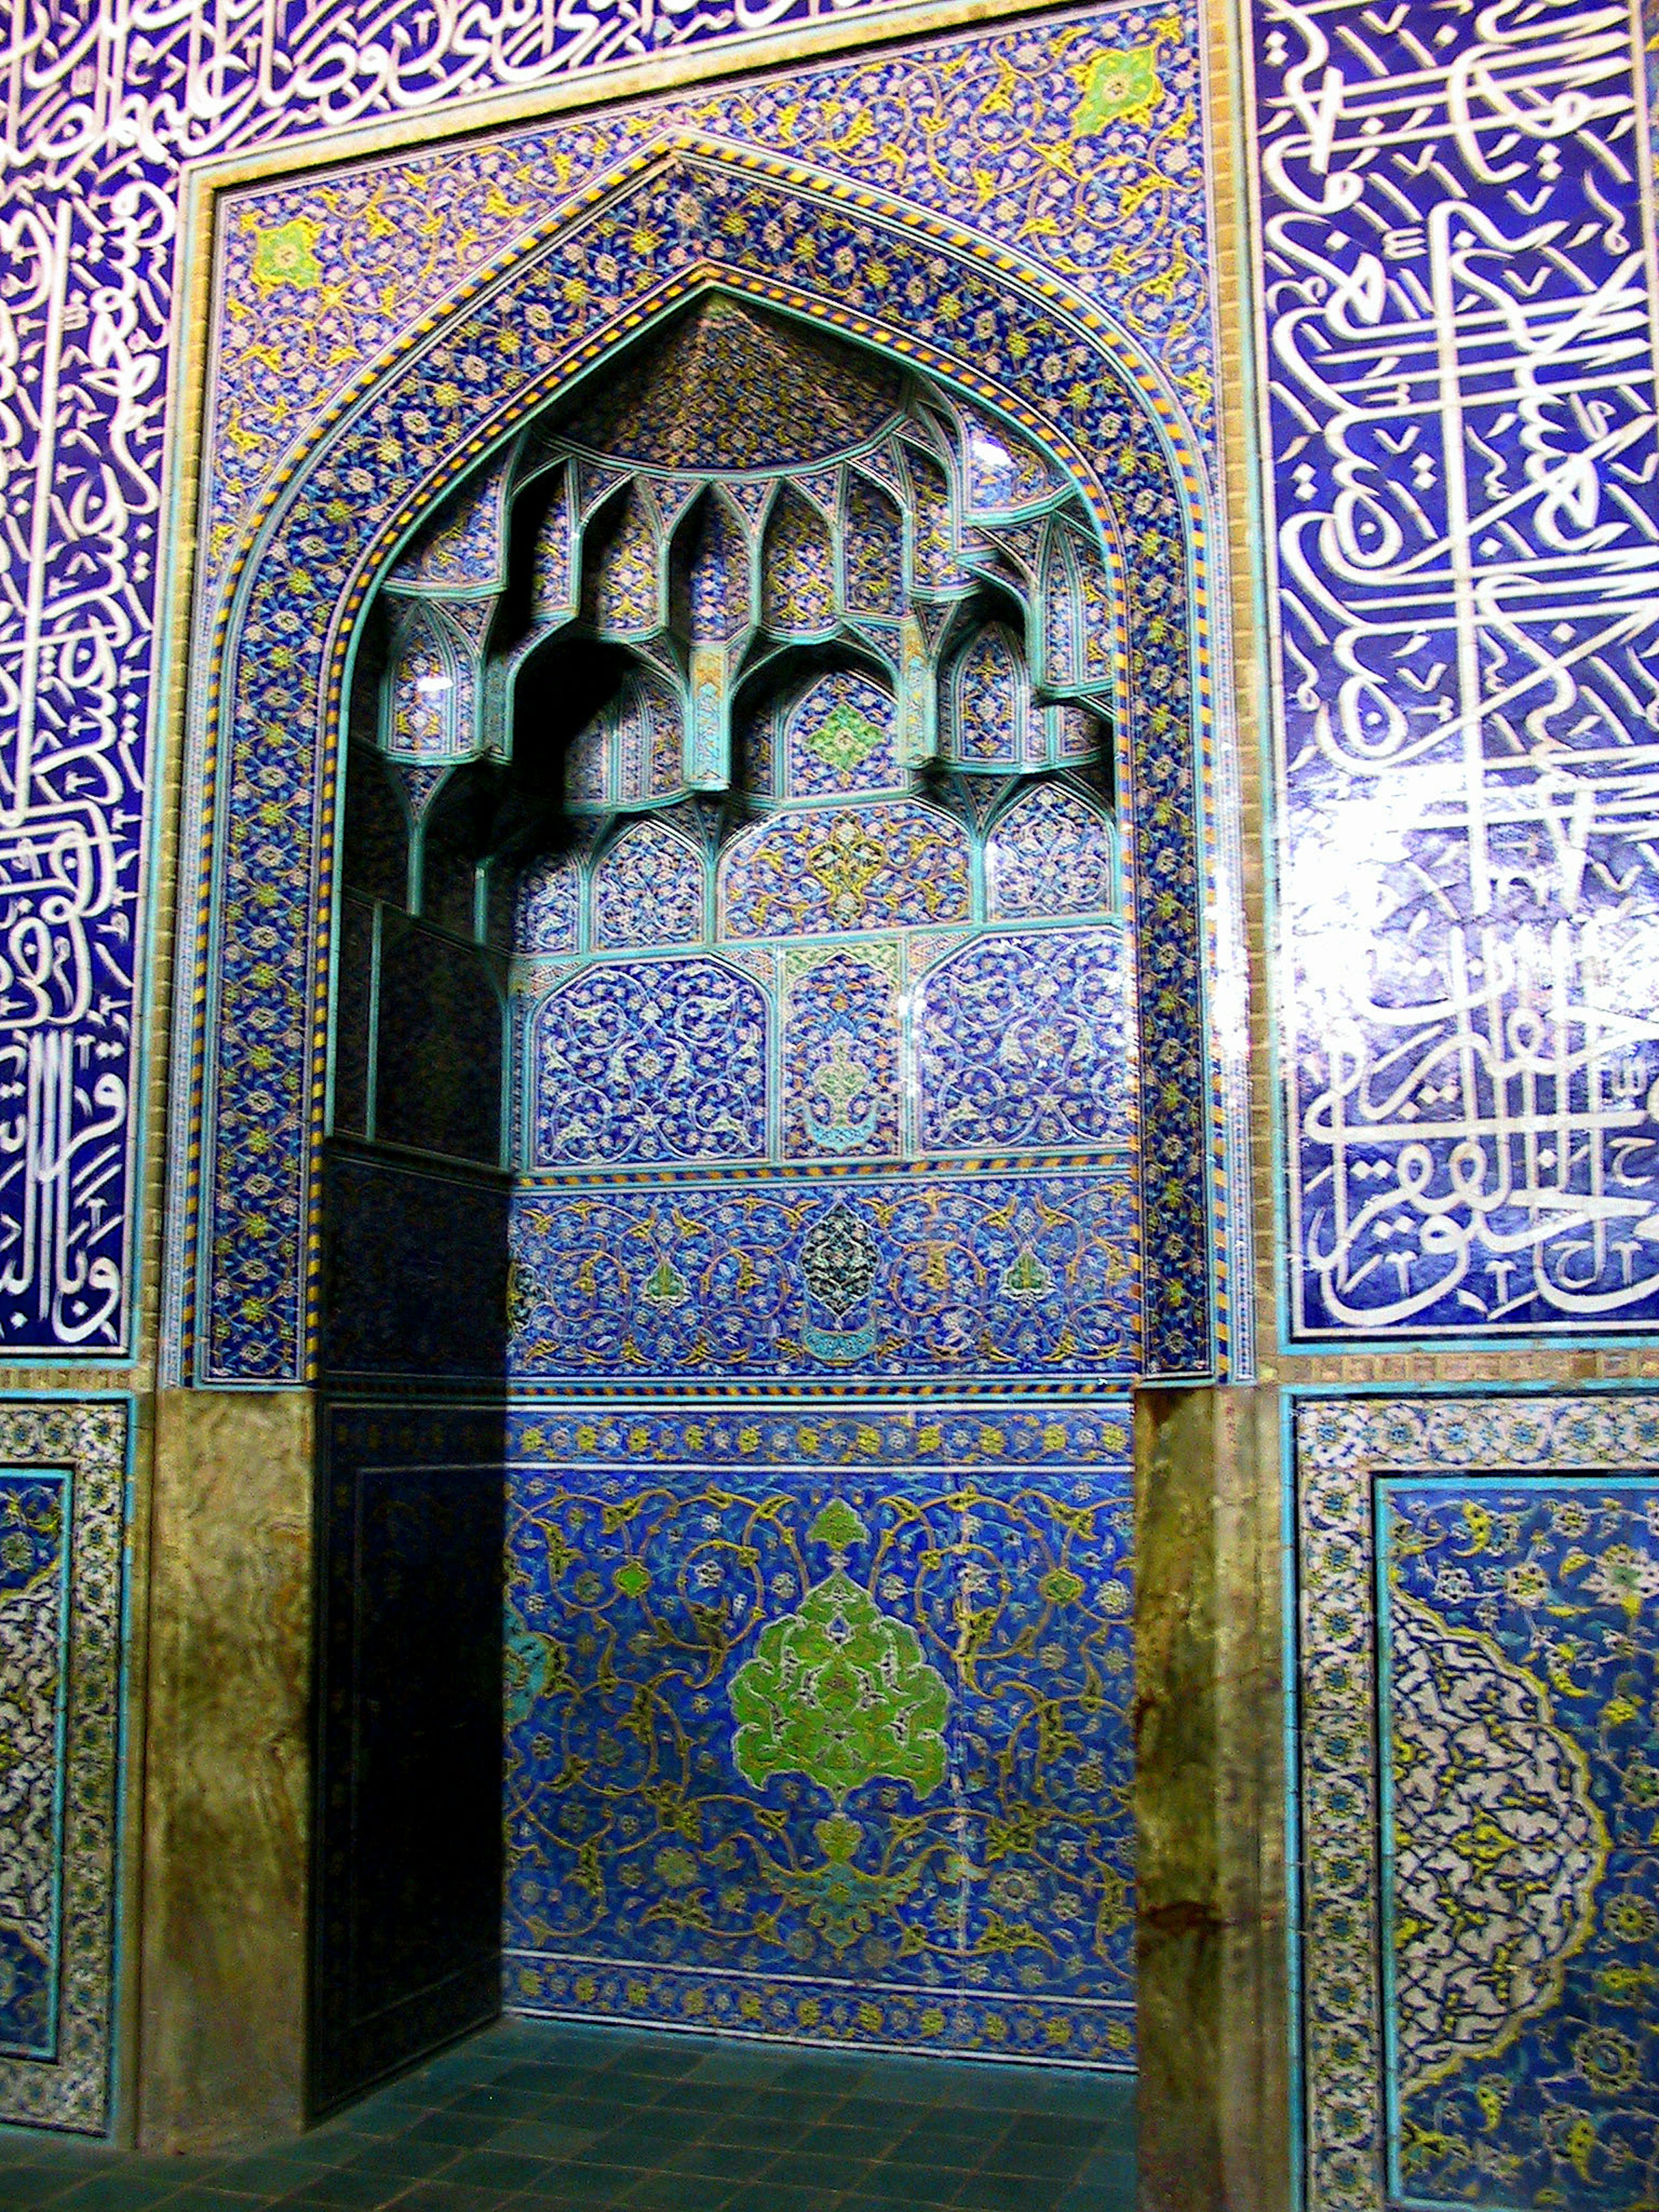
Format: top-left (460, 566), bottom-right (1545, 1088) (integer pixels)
top-left (248, 215), bottom-right (324, 294)
top-left (1070, 35), bottom-right (1175, 137)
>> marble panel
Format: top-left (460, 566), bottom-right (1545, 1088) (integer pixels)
top-left (140, 1391), bottom-right (310, 2150)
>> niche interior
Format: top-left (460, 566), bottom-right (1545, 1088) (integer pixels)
top-left (312, 291), bottom-right (1142, 2108)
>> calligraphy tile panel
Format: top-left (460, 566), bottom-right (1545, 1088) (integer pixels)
top-left (507, 1168), bottom-right (1141, 1385)
top-left (0, 1402), bottom-right (128, 2134)
top-left (1255, 1), bottom-right (1659, 1341)
top-left (502, 1406), bottom-right (1135, 2066)
top-left (1294, 1396), bottom-right (1659, 2212)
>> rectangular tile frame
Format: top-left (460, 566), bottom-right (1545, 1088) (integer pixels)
top-left (1292, 1392), bottom-right (1659, 2212)
top-left (0, 1400), bottom-right (130, 2134)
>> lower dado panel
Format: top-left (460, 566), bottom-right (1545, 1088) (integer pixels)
top-left (0, 1399), bottom-right (129, 2133)
top-left (1295, 1396), bottom-right (1659, 2212)
top-left (502, 1401), bottom-right (1135, 2068)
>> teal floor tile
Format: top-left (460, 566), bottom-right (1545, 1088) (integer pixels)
top-left (0, 2018), bottom-right (1135, 2212)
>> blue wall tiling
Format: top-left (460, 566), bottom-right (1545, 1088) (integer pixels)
top-left (501, 1405), bottom-right (1135, 2068)
top-left (530, 959), bottom-right (770, 1170)
top-left (782, 948), bottom-right (903, 1162)
top-left (1253, 1), bottom-right (1659, 1344)
top-left (0, 1404), bottom-right (128, 2134)
top-left (507, 1169), bottom-right (1141, 1385)
top-left (183, 12), bottom-right (1217, 1384)
top-left (1381, 1480), bottom-right (1659, 2210)
top-left (1295, 1397), bottom-right (1659, 2212)
top-left (0, 1472), bottom-right (68, 2062)
top-left (915, 929), bottom-right (1131, 1155)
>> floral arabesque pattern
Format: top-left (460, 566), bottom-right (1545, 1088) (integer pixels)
top-left (507, 1170), bottom-right (1141, 1382)
top-left (0, 1475), bottom-right (66, 2059)
top-left (784, 671), bottom-right (901, 800)
top-left (987, 785), bottom-right (1117, 920)
top-left (719, 802), bottom-right (971, 939)
top-left (1296, 1396), bottom-right (1659, 2212)
top-left (0, 1404), bottom-right (127, 2133)
top-left (761, 489), bottom-right (837, 638)
top-left (917, 929), bottom-right (1132, 1153)
top-left (943, 624), bottom-right (1033, 769)
top-left (782, 947), bottom-right (901, 1160)
top-left (502, 1416), bottom-right (1135, 2065)
top-left (531, 958), bottom-right (767, 1169)
top-left (1382, 1483), bottom-right (1658, 2212)
top-left (594, 821), bottom-right (704, 950)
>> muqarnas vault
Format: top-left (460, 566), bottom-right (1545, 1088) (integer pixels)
top-left (317, 288), bottom-right (1150, 2069)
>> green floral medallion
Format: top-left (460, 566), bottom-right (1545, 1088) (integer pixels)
top-left (729, 1501), bottom-right (950, 1805)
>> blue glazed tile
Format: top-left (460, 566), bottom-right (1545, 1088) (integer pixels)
top-left (782, 947), bottom-right (902, 1163)
top-left (0, 1413), bottom-right (127, 2133)
top-left (915, 928), bottom-right (1132, 1155)
top-left (502, 1420), bottom-right (1135, 2067)
top-left (528, 958), bottom-right (767, 1170)
top-left (194, 122), bottom-right (1211, 1382)
top-left (1379, 1478), bottom-right (1659, 2210)
top-left (507, 1172), bottom-right (1140, 1384)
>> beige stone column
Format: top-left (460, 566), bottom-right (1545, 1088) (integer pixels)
top-left (137, 1388), bottom-right (316, 2151)
top-left (1134, 1384), bottom-right (1290, 2212)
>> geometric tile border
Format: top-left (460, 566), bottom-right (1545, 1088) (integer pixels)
top-left (1293, 1393), bottom-right (1659, 2212)
top-left (0, 1399), bottom-right (130, 2134)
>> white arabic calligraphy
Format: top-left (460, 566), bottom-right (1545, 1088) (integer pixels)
top-left (0, 0), bottom-right (879, 1353)
top-left (1260, 0), bottom-right (1659, 1335)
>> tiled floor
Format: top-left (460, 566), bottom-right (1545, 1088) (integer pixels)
top-left (0, 2019), bottom-right (1137, 2212)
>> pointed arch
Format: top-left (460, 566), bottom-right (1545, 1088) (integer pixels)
top-left (178, 140), bottom-right (1217, 1382)
top-left (593, 816), bottom-right (706, 948)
